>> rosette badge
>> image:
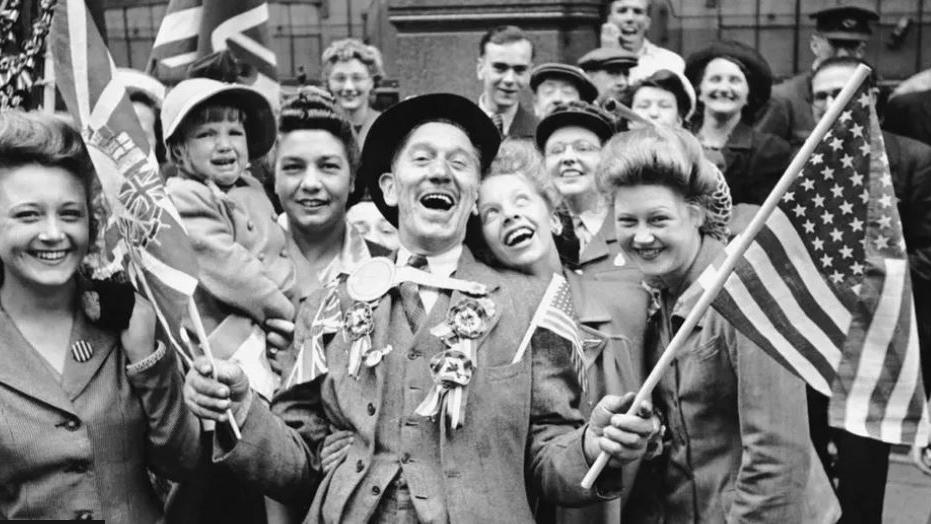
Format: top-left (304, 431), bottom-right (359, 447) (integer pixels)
top-left (447, 297), bottom-right (495, 340)
top-left (343, 302), bottom-right (376, 378)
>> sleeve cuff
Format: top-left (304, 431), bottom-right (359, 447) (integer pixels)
top-left (126, 340), bottom-right (167, 376)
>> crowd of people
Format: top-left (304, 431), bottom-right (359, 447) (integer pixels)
top-left (2, 0), bottom-right (931, 522)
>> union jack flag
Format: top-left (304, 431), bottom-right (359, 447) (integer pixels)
top-left (283, 288), bottom-right (342, 389)
top-left (51, 0), bottom-right (200, 364)
top-left (703, 86), bottom-right (928, 444)
top-left (147, 0), bottom-right (278, 104)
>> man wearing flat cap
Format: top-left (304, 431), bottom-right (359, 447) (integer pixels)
top-left (531, 63), bottom-right (599, 118)
top-left (182, 93), bottom-right (659, 523)
top-left (756, 5), bottom-right (879, 149)
top-left (578, 47), bottom-right (639, 104)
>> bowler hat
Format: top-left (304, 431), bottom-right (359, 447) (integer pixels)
top-left (812, 6), bottom-right (878, 42)
top-left (684, 40), bottom-right (774, 117)
top-left (359, 93), bottom-right (500, 226)
top-left (530, 63), bottom-right (599, 103)
top-left (577, 47), bottom-right (639, 72)
top-left (535, 101), bottom-right (616, 150)
top-left (161, 78), bottom-right (276, 160)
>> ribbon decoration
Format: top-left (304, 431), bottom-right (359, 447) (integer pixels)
top-left (416, 297), bottom-right (494, 429)
top-left (363, 344), bottom-right (393, 368)
top-left (414, 349), bottom-right (475, 429)
top-left (343, 301), bottom-right (375, 379)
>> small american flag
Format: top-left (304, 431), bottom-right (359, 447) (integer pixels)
top-left (535, 274), bottom-right (587, 392)
top-left (702, 87), bottom-right (927, 444)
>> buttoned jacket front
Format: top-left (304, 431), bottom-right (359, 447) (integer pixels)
top-left (216, 247), bottom-right (620, 523)
top-left (0, 308), bottom-right (201, 522)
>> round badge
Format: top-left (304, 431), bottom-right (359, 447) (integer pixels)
top-left (346, 257), bottom-right (396, 302)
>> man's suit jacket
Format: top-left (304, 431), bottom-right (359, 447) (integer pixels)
top-left (215, 247), bottom-right (620, 523)
top-left (507, 103), bottom-right (539, 139)
top-left (0, 308), bottom-right (201, 522)
top-left (754, 72), bottom-right (814, 151)
top-left (884, 89), bottom-right (931, 147)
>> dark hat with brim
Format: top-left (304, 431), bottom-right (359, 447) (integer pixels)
top-left (684, 40), bottom-right (774, 116)
top-left (535, 101), bottom-right (616, 150)
top-left (360, 93), bottom-right (500, 226)
top-left (530, 63), bottom-right (599, 103)
top-left (577, 47), bottom-right (639, 72)
top-left (812, 6), bottom-right (878, 42)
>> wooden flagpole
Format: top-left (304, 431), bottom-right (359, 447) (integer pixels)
top-left (187, 297), bottom-right (242, 441)
top-left (580, 64), bottom-right (872, 489)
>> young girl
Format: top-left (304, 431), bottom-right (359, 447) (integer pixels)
top-left (162, 78), bottom-right (295, 399)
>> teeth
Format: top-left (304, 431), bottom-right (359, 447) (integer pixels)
top-left (637, 248), bottom-right (661, 259)
top-left (33, 250), bottom-right (68, 261)
top-left (505, 227), bottom-right (534, 246)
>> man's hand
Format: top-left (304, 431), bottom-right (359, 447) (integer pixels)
top-left (584, 393), bottom-right (659, 468)
top-left (265, 318), bottom-right (295, 376)
top-left (184, 356), bottom-right (251, 423)
top-left (600, 22), bottom-right (622, 48)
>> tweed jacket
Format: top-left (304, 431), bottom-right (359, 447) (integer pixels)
top-left (755, 71), bottom-right (814, 150)
top-left (507, 103), bottom-right (540, 139)
top-left (0, 307), bottom-right (201, 522)
top-left (167, 173), bottom-right (296, 357)
top-left (215, 247), bottom-right (622, 523)
top-left (625, 238), bottom-right (839, 524)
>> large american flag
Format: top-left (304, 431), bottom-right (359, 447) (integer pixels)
top-left (51, 0), bottom-right (200, 364)
top-left (701, 87), bottom-right (927, 444)
top-left (147, 0), bottom-right (278, 102)
top-left (535, 274), bottom-right (587, 391)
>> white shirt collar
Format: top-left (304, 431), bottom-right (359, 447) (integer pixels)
top-left (396, 244), bottom-right (462, 278)
top-left (578, 206), bottom-right (608, 237)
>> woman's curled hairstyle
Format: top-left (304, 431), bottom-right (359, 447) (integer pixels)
top-left (597, 126), bottom-right (732, 241)
top-left (0, 111), bottom-right (98, 240)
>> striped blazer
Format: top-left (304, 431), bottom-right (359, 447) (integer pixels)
top-left (0, 307), bottom-right (202, 522)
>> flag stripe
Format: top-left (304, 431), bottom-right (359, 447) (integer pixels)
top-left (712, 268), bottom-right (834, 394)
top-left (152, 6), bottom-right (204, 46)
top-left (728, 256), bottom-right (840, 380)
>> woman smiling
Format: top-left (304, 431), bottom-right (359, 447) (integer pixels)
top-left (599, 125), bottom-right (838, 523)
top-left (0, 111), bottom-right (200, 522)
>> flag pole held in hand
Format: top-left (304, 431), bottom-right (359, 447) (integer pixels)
top-left (580, 64), bottom-right (872, 490)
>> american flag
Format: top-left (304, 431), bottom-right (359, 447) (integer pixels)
top-left (701, 87), bottom-right (927, 444)
top-left (535, 274), bottom-right (587, 392)
top-left (147, 0), bottom-right (278, 102)
top-left (51, 0), bottom-right (200, 364)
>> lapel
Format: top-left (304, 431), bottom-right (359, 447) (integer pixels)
top-left (60, 308), bottom-right (118, 402)
top-left (579, 206), bottom-right (616, 266)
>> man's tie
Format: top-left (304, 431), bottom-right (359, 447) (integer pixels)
top-left (399, 254), bottom-right (428, 333)
top-left (573, 215), bottom-right (592, 257)
top-left (491, 112), bottom-right (505, 136)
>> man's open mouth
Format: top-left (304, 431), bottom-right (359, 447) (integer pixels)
top-left (420, 192), bottom-right (456, 211)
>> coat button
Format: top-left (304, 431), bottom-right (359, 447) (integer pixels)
top-left (247, 220), bottom-right (255, 231)
top-left (257, 253), bottom-right (266, 262)
top-left (366, 403), bottom-right (376, 416)
top-left (371, 485), bottom-right (381, 496)
top-left (400, 453), bottom-right (411, 464)
top-left (356, 459), bottom-right (365, 472)
top-left (280, 249), bottom-right (288, 257)
top-left (407, 350), bottom-right (420, 360)
top-left (74, 510), bottom-right (94, 520)
top-left (61, 418), bottom-right (80, 431)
